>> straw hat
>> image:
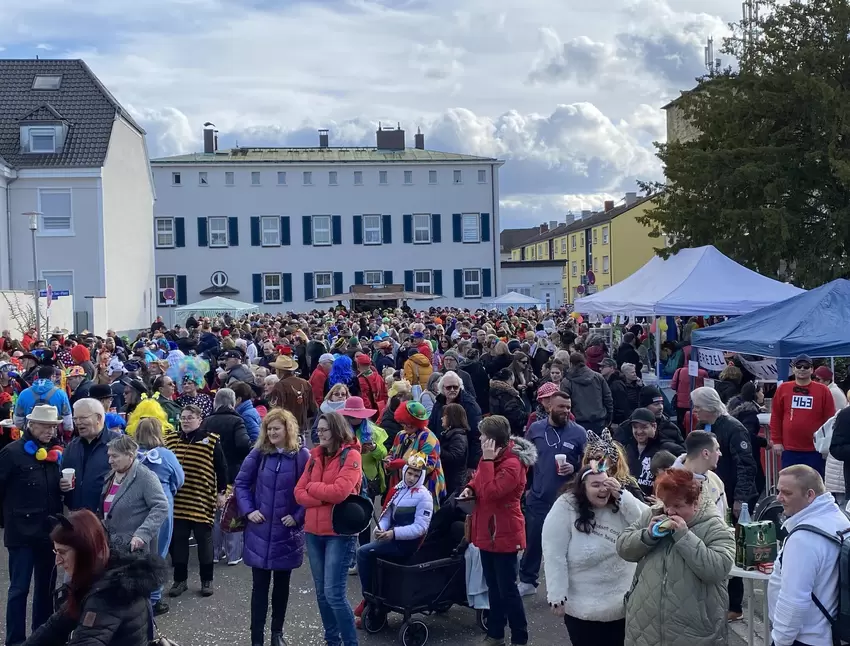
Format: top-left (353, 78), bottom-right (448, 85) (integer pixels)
top-left (26, 404), bottom-right (62, 425)
top-left (270, 355), bottom-right (298, 371)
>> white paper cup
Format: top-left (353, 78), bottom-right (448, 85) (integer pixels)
top-left (62, 468), bottom-right (76, 488)
top-left (555, 454), bottom-right (567, 467)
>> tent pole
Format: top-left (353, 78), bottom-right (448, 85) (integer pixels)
top-left (831, 357), bottom-right (835, 374)
top-left (655, 315), bottom-right (662, 379)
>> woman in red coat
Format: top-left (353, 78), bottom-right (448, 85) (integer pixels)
top-left (459, 415), bottom-right (537, 646)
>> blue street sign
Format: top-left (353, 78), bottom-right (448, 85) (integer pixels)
top-left (39, 290), bottom-right (69, 297)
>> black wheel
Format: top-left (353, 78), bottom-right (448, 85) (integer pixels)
top-left (399, 619), bottom-right (429, 646)
top-left (434, 601), bottom-right (453, 614)
top-left (363, 602), bottom-right (388, 634)
top-left (476, 609), bottom-right (489, 632)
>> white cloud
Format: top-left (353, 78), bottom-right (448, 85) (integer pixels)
top-left (2, 0), bottom-right (744, 225)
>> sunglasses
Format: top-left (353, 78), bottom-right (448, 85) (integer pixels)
top-left (795, 364), bottom-right (812, 370)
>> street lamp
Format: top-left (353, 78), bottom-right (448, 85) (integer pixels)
top-left (22, 211), bottom-right (41, 338)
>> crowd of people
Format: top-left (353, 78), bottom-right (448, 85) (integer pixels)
top-left (0, 308), bottom-right (848, 646)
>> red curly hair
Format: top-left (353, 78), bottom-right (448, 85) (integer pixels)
top-left (655, 468), bottom-right (701, 506)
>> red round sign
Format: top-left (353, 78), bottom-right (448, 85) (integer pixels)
top-left (587, 270), bottom-right (596, 286)
top-left (163, 287), bottom-right (176, 301)
top-left (576, 284), bottom-right (585, 295)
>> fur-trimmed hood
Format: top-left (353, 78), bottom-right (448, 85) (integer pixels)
top-left (489, 379), bottom-right (519, 397)
top-left (509, 436), bottom-right (538, 467)
top-left (729, 399), bottom-right (761, 419)
top-left (89, 551), bottom-right (166, 602)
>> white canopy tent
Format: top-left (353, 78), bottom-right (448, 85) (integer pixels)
top-left (483, 291), bottom-right (545, 310)
top-left (573, 245), bottom-right (804, 316)
top-left (174, 296), bottom-right (259, 326)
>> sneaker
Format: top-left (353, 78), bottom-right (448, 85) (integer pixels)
top-left (168, 581), bottom-right (188, 598)
top-left (348, 564), bottom-right (358, 576)
top-left (201, 580), bottom-right (214, 597)
top-left (152, 600), bottom-right (169, 616)
top-left (481, 637), bottom-right (506, 645)
top-left (227, 557), bottom-right (243, 566)
top-left (727, 611), bottom-right (743, 622)
top-left (517, 582), bottom-right (537, 597)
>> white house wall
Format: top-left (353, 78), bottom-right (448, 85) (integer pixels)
top-left (101, 118), bottom-right (155, 333)
top-left (153, 161), bottom-right (501, 315)
top-left (501, 263), bottom-right (564, 308)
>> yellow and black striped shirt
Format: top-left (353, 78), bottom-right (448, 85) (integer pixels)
top-left (165, 431), bottom-right (223, 525)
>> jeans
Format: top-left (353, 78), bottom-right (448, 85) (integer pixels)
top-left (781, 450), bottom-right (825, 478)
top-left (356, 539), bottom-right (420, 596)
top-left (6, 544), bottom-right (56, 646)
top-left (213, 507), bottom-right (244, 563)
top-left (151, 512), bottom-right (173, 603)
top-left (305, 533), bottom-right (358, 646)
top-left (519, 504), bottom-right (548, 587)
top-left (479, 550), bottom-right (528, 645)
top-left (564, 615), bottom-right (624, 646)
top-left (251, 568), bottom-right (292, 645)
top-left (171, 519), bottom-right (214, 583)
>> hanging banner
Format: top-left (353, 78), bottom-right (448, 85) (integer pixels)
top-left (738, 356), bottom-right (779, 381)
top-left (697, 348), bottom-right (727, 372)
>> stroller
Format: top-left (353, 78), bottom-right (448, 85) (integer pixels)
top-left (361, 497), bottom-right (489, 646)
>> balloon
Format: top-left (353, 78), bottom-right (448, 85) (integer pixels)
top-left (603, 316), bottom-right (612, 324)
top-left (650, 321), bottom-right (657, 334)
top-left (659, 319), bottom-right (668, 332)
top-left (576, 315), bottom-right (584, 324)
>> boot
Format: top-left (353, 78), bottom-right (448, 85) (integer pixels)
top-left (201, 580), bottom-right (214, 597)
top-left (168, 581), bottom-right (187, 598)
top-left (270, 632), bottom-right (287, 646)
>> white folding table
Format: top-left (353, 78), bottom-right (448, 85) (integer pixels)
top-left (731, 565), bottom-right (771, 646)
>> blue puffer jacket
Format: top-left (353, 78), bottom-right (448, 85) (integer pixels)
top-left (234, 447), bottom-right (310, 571)
top-left (236, 400), bottom-right (262, 443)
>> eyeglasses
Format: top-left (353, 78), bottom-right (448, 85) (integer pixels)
top-left (179, 415), bottom-right (199, 423)
top-left (795, 364), bottom-right (812, 370)
top-left (72, 415), bottom-right (95, 424)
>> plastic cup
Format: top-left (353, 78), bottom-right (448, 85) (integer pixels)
top-left (555, 454), bottom-right (567, 467)
top-left (62, 468), bottom-right (76, 489)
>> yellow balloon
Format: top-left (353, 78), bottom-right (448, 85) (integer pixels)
top-left (35, 447), bottom-right (48, 461)
top-left (659, 320), bottom-right (668, 332)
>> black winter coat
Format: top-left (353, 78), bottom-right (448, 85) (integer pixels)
top-left (200, 407), bottom-right (251, 484)
top-left (429, 391), bottom-right (483, 469)
top-left (615, 343), bottom-right (643, 374)
top-left (380, 404), bottom-right (404, 451)
top-left (25, 552), bottom-right (165, 646)
top-left (708, 414), bottom-right (758, 504)
top-left (714, 379), bottom-right (739, 404)
top-left (440, 427), bottom-right (469, 495)
top-left (461, 359), bottom-right (490, 414)
top-left (616, 432), bottom-right (685, 496)
top-left (829, 407), bottom-right (850, 498)
top-left (483, 354), bottom-right (512, 378)
top-left (729, 399), bottom-right (768, 497)
top-left (488, 380), bottom-right (527, 436)
top-left (606, 372), bottom-right (633, 425)
top-left (0, 432), bottom-right (64, 548)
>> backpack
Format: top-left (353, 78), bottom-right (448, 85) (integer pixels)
top-left (780, 524), bottom-right (850, 644)
top-left (21, 386), bottom-right (59, 430)
top-left (816, 413), bottom-right (840, 456)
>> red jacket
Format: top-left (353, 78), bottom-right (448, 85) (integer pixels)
top-left (357, 369), bottom-right (388, 418)
top-left (770, 380), bottom-right (836, 452)
top-left (308, 367), bottom-right (329, 406)
top-left (295, 441), bottom-right (363, 536)
top-left (468, 437), bottom-right (535, 553)
top-left (670, 366), bottom-right (708, 407)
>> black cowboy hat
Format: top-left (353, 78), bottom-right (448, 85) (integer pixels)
top-left (331, 495), bottom-right (374, 536)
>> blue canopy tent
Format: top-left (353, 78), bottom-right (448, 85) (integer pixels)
top-left (692, 279), bottom-right (850, 358)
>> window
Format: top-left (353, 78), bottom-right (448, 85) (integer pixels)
top-left (364, 271), bottom-right (383, 286)
top-left (363, 215), bottom-right (382, 245)
top-left (277, 171), bottom-right (286, 185)
top-left (462, 213), bottom-right (480, 243)
top-left (312, 215), bottom-right (331, 246)
top-left (571, 261), bottom-right (577, 276)
top-left (262, 216), bottom-right (280, 246)
top-left (263, 273), bottom-right (282, 303)
top-left (602, 226), bottom-right (609, 244)
top-left (537, 243), bottom-right (543, 258)
top-left (429, 170), bottom-right (437, 184)
top-left (413, 214), bottom-right (431, 244)
top-left (303, 171), bottom-right (313, 186)
top-left (172, 172), bottom-right (181, 186)
top-left (157, 276), bottom-right (176, 306)
top-left (571, 235), bottom-right (576, 250)
top-left (453, 170), bottom-right (462, 184)
top-left (580, 233), bottom-right (585, 246)
top-left (209, 217), bottom-right (228, 247)
top-left (354, 171), bottom-right (363, 185)
top-left (199, 171), bottom-right (208, 186)
top-left (580, 259), bottom-right (585, 274)
top-left (593, 229), bottom-right (598, 244)
top-left (251, 171), bottom-right (261, 186)
top-left (478, 169), bottom-right (486, 183)
top-left (463, 269), bottom-right (481, 298)
top-left (225, 171), bottom-right (234, 186)
top-left (32, 75), bottom-right (62, 90)
top-left (561, 239), bottom-right (566, 254)
top-left (329, 171), bottom-right (338, 186)
top-left (379, 170), bottom-right (388, 185)
top-left (314, 272), bottom-right (333, 298)
top-left (155, 218), bottom-right (175, 248)
top-left (414, 270), bottom-right (432, 294)
top-left (603, 256), bottom-right (610, 273)
top-left (404, 170), bottom-right (413, 185)
top-left (29, 127), bottom-right (56, 153)
top-left (593, 256), bottom-right (598, 272)
top-left (39, 189), bottom-right (72, 234)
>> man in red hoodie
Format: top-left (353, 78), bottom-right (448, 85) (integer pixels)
top-left (354, 353), bottom-right (387, 420)
top-left (771, 354), bottom-right (836, 476)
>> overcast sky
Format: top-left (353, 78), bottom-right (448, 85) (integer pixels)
top-left (1, 0), bottom-right (743, 227)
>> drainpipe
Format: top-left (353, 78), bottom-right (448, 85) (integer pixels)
top-left (491, 163), bottom-right (499, 295)
top-left (5, 175), bottom-right (16, 289)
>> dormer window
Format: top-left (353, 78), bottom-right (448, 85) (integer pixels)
top-left (29, 127), bottom-right (56, 153)
top-left (32, 75), bottom-right (62, 90)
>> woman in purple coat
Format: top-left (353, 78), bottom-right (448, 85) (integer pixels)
top-left (235, 408), bottom-right (310, 646)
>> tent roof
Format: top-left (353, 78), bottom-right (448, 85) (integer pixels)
top-left (692, 279), bottom-right (850, 358)
top-left (484, 291), bottom-right (545, 306)
top-left (573, 245), bottom-right (804, 316)
top-left (175, 296), bottom-right (259, 313)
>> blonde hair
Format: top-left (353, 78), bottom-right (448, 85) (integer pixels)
top-left (135, 417), bottom-right (165, 448)
top-left (492, 340), bottom-right (510, 356)
top-left (256, 408), bottom-right (301, 453)
top-left (325, 383), bottom-right (350, 402)
top-left (581, 441), bottom-right (636, 486)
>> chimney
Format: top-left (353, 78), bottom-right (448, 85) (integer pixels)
top-left (414, 127), bottom-right (425, 150)
top-left (539, 223), bottom-right (549, 234)
top-left (319, 129), bottom-right (329, 148)
top-left (376, 122), bottom-right (406, 151)
top-left (625, 192), bottom-right (638, 206)
top-left (203, 122), bottom-right (218, 154)
top-left (581, 210), bottom-right (591, 220)
top-left (549, 220), bottom-right (558, 230)
top-left (604, 200), bottom-right (615, 212)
